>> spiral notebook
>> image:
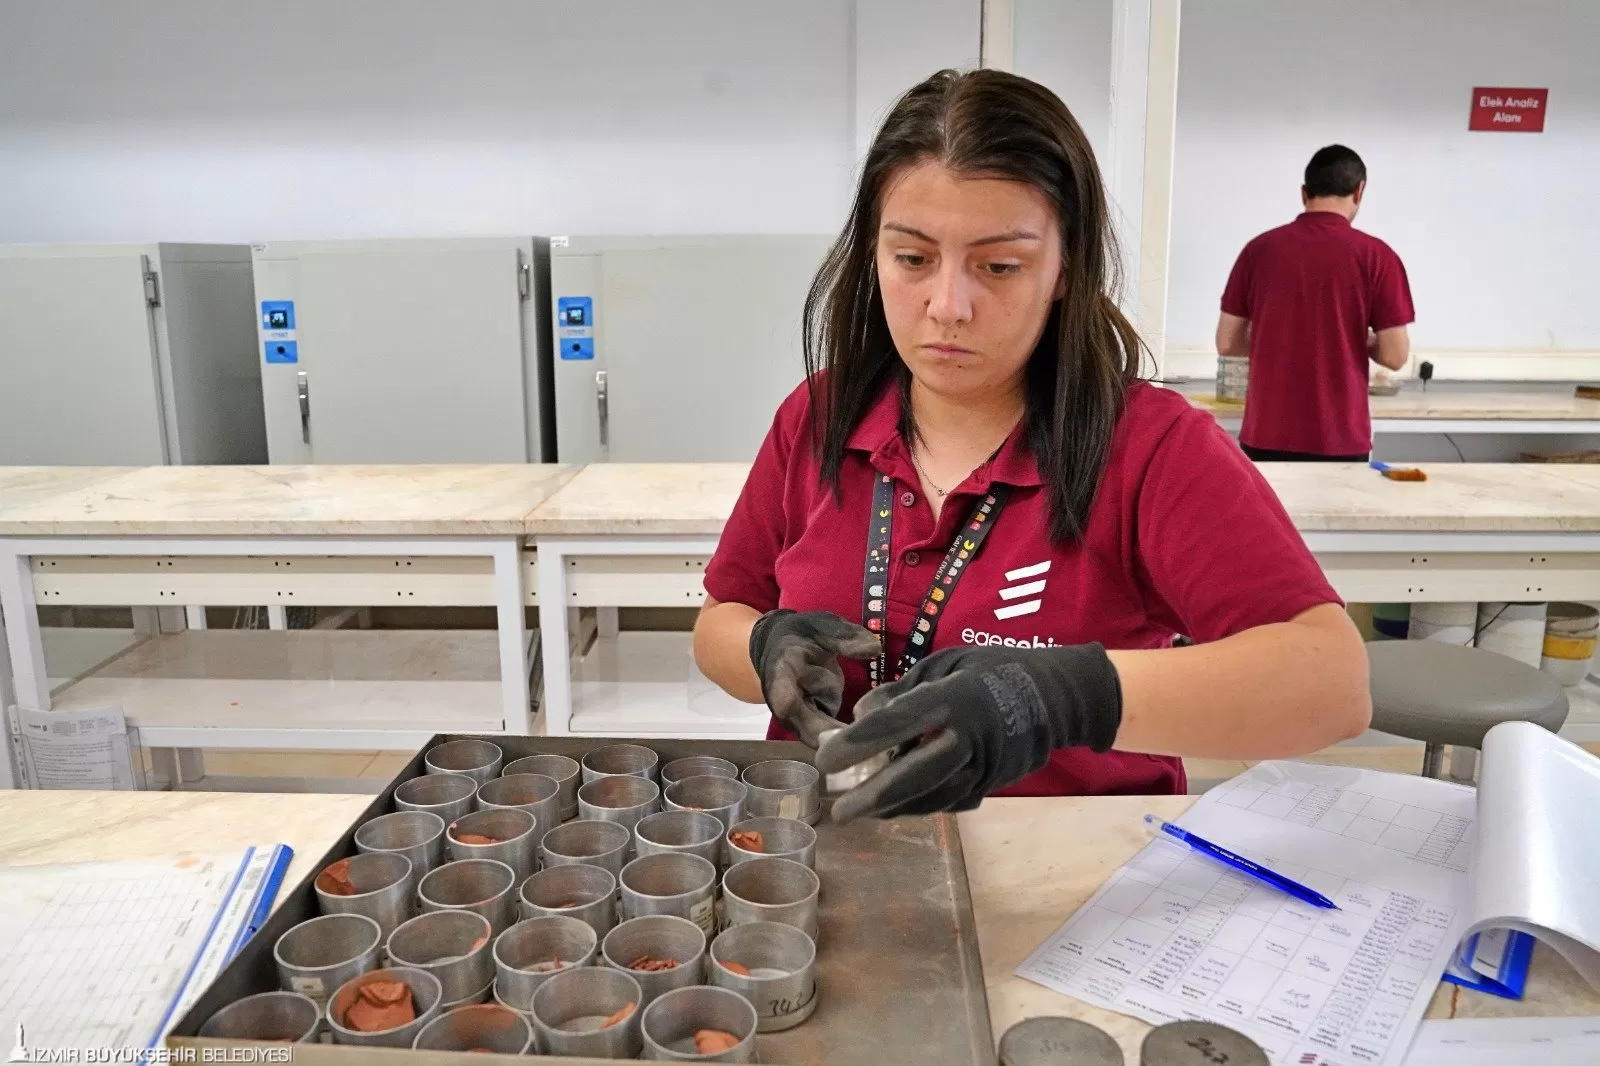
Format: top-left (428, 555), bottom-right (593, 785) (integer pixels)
top-left (0, 844), bottom-right (293, 1049)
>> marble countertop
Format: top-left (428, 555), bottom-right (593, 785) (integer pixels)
top-left (961, 795), bottom-right (1600, 1062)
top-left (0, 464), bottom-right (575, 536)
top-left (1260, 462), bottom-right (1600, 533)
top-left (522, 462), bottom-right (1600, 536)
top-left (5, 461), bottom-right (1600, 537)
top-left (0, 789), bottom-right (372, 910)
top-left (1180, 382), bottom-right (1600, 421)
top-left (1, 788), bottom-right (1591, 1062)
top-left (522, 461), bottom-right (751, 535)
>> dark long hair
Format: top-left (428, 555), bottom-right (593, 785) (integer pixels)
top-left (803, 68), bottom-right (1145, 542)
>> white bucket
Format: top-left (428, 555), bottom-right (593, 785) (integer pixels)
top-left (1474, 602), bottom-right (1547, 668)
top-left (1541, 602), bottom-right (1599, 687)
top-left (1407, 602), bottom-right (1476, 646)
top-left (1216, 355), bottom-right (1249, 402)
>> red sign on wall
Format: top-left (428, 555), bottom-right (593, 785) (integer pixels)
top-left (1469, 87), bottom-right (1548, 132)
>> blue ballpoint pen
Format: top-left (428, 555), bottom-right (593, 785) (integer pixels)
top-left (1145, 814), bottom-right (1339, 910)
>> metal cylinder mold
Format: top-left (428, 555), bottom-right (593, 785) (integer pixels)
top-left (274, 912), bottom-right (383, 1008)
top-left (395, 772), bottom-right (477, 826)
top-left (581, 743), bottom-right (661, 785)
top-left (640, 985), bottom-right (759, 1062)
top-left (494, 914), bottom-right (600, 1012)
top-left (325, 966), bottom-right (444, 1048)
top-left (198, 991), bottom-right (321, 1042)
top-left (520, 862), bottom-right (618, 938)
top-left (740, 760), bottom-right (821, 824)
top-left (541, 818), bottom-right (632, 879)
top-left (385, 909), bottom-right (496, 1010)
top-left (354, 810), bottom-right (445, 879)
top-left (417, 858), bottom-right (518, 934)
top-left (721, 856), bottom-right (820, 941)
top-left (425, 739), bottom-right (504, 784)
top-left (529, 965), bottom-right (645, 1059)
top-left (708, 920), bottom-right (818, 1033)
top-left (504, 754), bottom-right (582, 822)
top-left (601, 915), bottom-right (708, 1007)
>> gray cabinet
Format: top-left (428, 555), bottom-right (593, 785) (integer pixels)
top-left (550, 235), bottom-right (831, 463)
top-left (0, 244), bottom-right (265, 466)
top-left (252, 238), bottom-right (554, 464)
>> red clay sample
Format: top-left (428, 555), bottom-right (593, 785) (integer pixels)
top-left (316, 858), bottom-right (358, 896)
top-left (343, 980), bottom-right (416, 1032)
top-left (695, 1029), bottom-right (741, 1054)
top-left (729, 831), bottom-right (765, 854)
top-left (601, 1002), bottom-right (636, 1029)
top-left (628, 955), bottom-right (679, 972)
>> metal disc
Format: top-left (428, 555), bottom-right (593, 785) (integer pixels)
top-left (1140, 1021), bottom-right (1270, 1066)
top-left (999, 1016), bottom-right (1124, 1066)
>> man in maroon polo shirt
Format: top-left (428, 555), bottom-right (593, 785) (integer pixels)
top-left (1216, 145), bottom-right (1415, 461)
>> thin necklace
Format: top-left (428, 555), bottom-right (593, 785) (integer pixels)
top-left (910, 445), bottom-right (949, 498)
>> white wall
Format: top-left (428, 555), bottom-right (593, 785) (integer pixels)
top-left (855, 0), bottom-right (983, 161)
top-left (0, 0), bottom-right (978, 244)
top-left (1012, 0), bottom-right (1113, 163)
top-left (1167, 0), bottom-right (1600, 359)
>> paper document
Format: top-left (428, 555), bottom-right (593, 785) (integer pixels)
top-left (8, 705), bottom-right (144, 790)
top-left (1458, 721), bottom-right (1600, 989)
top-left (0, 845), bottom-right (292, 1047)
top-left (1016, 761), bottom-right (1475, 1066)
top-left (1403, 1016), bottom-right (1600, 1065)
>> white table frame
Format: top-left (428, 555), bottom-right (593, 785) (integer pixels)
top-left (534, 534), bottom-right (720, 737)
top-left (1208, 416), bottom-right (1600, 436)
top-left (532, 528), bottom-right (1600, 737)
top-left (7, 524), bottom-right (1600, 787)
top-left (1306, 531), bottom-right (1600, 603)
top-left (0, 535), bottom-right (532, 789)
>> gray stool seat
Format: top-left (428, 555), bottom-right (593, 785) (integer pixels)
top-left (1367, 641), bottom-right (1569, 777)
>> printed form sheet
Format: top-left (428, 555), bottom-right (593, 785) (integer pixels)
top-left (1403, 1016), bottom-right (1600, 1065)
top-left (1017, 762), bottom-right (1476, 1066)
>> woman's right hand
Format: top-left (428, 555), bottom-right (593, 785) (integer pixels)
top-left (748, 610), bottom-right (881, 747)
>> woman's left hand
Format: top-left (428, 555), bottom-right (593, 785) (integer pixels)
top-left (814, 642), bottom-right (1124, 822)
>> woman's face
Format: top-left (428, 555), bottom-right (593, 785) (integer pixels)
top-left (875, 161), bottom-right (1065, 404)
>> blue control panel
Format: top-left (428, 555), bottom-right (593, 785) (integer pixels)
top-left (557, 296), bottom-right (594, 360)
top-left (261, 300), bottom-right (298, 364)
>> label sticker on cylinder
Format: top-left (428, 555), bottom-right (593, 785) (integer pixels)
top-left (778, 795), bottom-right (802, 820)
top-left (290, 975), bottom-right (325, 997)
top-left (691, 897), bottom-right (716, 935)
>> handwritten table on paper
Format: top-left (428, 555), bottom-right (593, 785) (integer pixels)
top-left (1017, 763), bottom-right (1477, 1066)
top-left (0, 854), bottom-right (254, 1046)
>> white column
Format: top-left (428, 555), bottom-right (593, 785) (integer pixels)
top-left (1108, 0), bottom-right (1182, 380)
top-left (980, 0), bottom-right (1015, 71)
top-left (492, 540), bottom-right (533, 735)
top-left (536, 543), bottom-right (573, 736)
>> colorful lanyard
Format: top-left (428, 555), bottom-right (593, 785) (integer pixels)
top-left (861, 472), bottom-right (1011, 686)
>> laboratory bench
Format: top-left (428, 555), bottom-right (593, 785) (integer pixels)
top-left (1177, 379), bottom-right (1600, 464)
top-left (0, 464), bottom-right (576, 788)
top-left (0, 788), bottom-right (1592, 1062)
top-left (7, 461), bottom-right (1600, 783)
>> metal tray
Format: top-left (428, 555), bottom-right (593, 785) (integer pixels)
top-left (170, 734), bottom-right (995, 1065)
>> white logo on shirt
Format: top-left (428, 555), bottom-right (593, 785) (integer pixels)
top-left (994, 560), bottom-right (1050, 619)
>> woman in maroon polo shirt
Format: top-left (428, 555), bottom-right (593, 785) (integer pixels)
top-left (692, 69), bottom-right (1371, 823)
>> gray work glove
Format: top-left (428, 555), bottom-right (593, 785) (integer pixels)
top-left (813, 642), bottom-right (1123, 822)
top-left (747, 609), bottom-right (881, 747)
